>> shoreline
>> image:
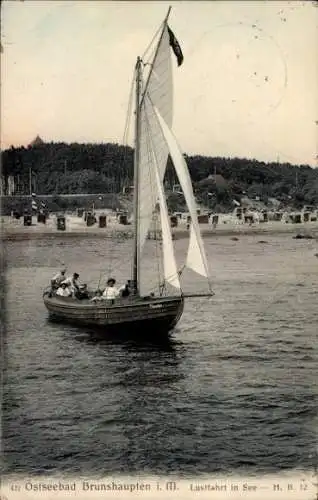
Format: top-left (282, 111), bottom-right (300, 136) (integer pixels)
top-left (2, 219), bottom-right (318, 241)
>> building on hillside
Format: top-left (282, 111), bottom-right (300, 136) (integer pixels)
top-left (207, 174), bottom-right (228, 187)
top-left (198, 173), bottom-right (228, 188)
top-left (29, 135), bottom-right (44, 147)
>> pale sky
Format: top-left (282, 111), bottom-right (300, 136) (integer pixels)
top-left (1, 0), bottom-right (317, 166)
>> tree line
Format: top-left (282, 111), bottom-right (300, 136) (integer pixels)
top-left (1, 142), bottom-right (318, 211)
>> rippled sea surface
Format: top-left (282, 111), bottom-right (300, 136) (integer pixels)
top-left (2, 233), bottom-right (317, 477)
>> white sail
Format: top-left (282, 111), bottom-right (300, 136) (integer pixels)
top-left (153, 105), bottom-right (210, 279)
top-left (152, 148), bottom-right (181, 290)
top-left (187, 223), bottom-right (209, 277)
top-left (138, 25), bottom-right (173, 257)
top-left (146, 25), bottom-right (173, 127)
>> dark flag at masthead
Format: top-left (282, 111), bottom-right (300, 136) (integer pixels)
top-left (167, 25), bottom-right (184, 66)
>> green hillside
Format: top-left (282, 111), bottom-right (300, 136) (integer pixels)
top-left (2, 141), bottom-right (318, 212)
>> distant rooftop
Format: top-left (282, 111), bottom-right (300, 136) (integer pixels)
top-left (29, 135), bottom-right (44, 147)
top-left (199, 173), bottom-right (228, 187)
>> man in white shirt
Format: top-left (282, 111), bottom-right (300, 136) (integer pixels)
top-left (51, 268), bottom-right (66, 290)
top-left (102, 278), bottom-right (119, 300)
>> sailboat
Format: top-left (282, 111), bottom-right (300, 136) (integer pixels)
top-left (43, 7), bottom-right (214, 334)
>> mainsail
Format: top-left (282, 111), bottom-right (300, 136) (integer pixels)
top-left (137, 24), bottom-right (173, 258)
top-left (135, 13), bottom-right (210, 289)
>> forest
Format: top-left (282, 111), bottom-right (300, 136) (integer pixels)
top-left (1, 141), bottom-right (318, 212)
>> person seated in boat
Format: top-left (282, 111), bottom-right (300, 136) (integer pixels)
top-left (56, 282), bottom-right (71, 297)
top-left (51, 268), bottom-right (66, 290)
top-left (76, 283), bottom-right (89, 300)
top-left (90, 290), bottom-right (103, 302)
top-left (62, 272), bottom-right (80, 297)
top-left (102, 278), bottom-right (120, 300)
top-left (119, 280), bottom-right (132, 298)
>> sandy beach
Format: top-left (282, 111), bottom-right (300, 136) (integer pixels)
top-left (1, 214), bottom-right (318, 241)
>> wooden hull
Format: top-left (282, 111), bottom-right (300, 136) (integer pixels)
top-left (43, 293), bottom-right (184, 334)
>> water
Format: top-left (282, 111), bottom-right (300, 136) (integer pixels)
top-left (2, 233), bottom-right (317, 478)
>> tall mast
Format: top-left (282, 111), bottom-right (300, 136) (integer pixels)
top-left (132, 56), bottom-right (142, 295)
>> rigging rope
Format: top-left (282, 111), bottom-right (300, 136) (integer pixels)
top-left (141, 22), bottom-right (163, 62)
top-left (122, 72), bottom-right (135, 146)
